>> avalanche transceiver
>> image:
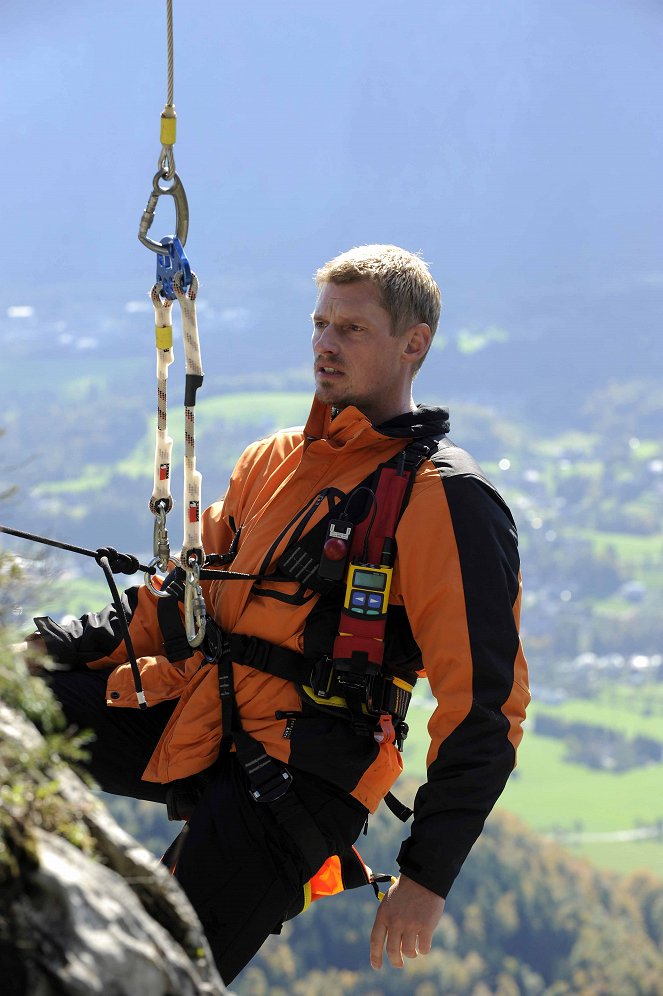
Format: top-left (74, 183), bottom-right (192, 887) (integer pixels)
top-left (343, 562), bottom-right (393, 618)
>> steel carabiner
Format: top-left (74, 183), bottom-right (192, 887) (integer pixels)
top-left (144, 556), bottom-right (171, 598)
top-left (184, 557), bottom-right (207, 647)
top-left (144, 501), bottom-right (173, 597)
top-left (152, 500), bottom-right (171, 569)
top-left (138, 169), bottom-right (190, 254)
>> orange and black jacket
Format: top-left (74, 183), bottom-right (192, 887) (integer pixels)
top-left (35, 398), bottom-right (530, 899)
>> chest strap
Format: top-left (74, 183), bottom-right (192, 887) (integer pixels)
top-left (201, 619), bottom-right (414, 750)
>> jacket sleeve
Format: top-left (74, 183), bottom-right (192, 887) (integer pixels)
top-left (394, 471), bottom-right (530, 898)
top-left (34, 582), bottom-right (163, 670)
top-left (32, 499), bottom-right (235, 671)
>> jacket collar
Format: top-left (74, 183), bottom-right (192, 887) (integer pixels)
top-left (303, 397), bottom-right (450, 445)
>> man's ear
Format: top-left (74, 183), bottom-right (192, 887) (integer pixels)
top-left (403, 323), bottom-right (432, 366)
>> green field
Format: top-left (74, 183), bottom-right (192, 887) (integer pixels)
top-left (536, 685), bottom-right (663, 742)
top-left (575, 527), bottom-right (663, 566)
top-left (196, 391), bottom-right (312, 430)
top-left (31, 391), bottom-right (313, 497)
top-left (403, 692), bottom-right (663, 879)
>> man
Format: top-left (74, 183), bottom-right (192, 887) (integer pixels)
top-left (27, 245), bottom-right (529, 983)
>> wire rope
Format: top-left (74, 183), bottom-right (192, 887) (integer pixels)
top-left (159, 0), bottom-right (177, 179)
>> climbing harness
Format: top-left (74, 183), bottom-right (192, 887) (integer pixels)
top-left (154, 440), bottom-right (436, 917)
top-left (137, 0), bottom-right (206, 647)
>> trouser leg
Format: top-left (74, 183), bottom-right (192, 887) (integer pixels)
top-left (174, 754), bottom-right (368, 985)
top-left (45, 670), bottom-right (369, 983)
top-left (45, 668), bottom-right (177, 803)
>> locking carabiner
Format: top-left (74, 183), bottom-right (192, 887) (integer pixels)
top-left (184, 556), bottom-right (207, 648)
top-left (144, 500), bottom-right (173, 598)
top-left (138, 169), bottom-right (190, 254)
top-left (152, 499), bottom-right (172, 569)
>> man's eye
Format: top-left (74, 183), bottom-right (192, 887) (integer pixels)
top-left (349, 324), bottom-right (364, 332)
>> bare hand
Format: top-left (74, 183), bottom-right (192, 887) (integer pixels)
top-left (369, 873), bottom-right (444, 970)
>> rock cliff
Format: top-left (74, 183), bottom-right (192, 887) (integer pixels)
top-left (0, 699), bottom-right (228, 996)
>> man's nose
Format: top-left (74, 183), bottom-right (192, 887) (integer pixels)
top-left (314, 323), bottom-right (338, 352)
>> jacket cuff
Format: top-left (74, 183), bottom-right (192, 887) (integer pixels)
top-left (396, 837), bottom-right (461, 900)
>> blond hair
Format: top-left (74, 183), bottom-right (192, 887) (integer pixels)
top-left (315, 244), bottom-right (441, 372)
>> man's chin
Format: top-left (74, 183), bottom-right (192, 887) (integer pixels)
top-left (315, 385), bottom-right (345, 408)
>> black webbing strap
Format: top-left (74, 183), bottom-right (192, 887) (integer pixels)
top-left (217, 650), bottom-right (236, 754)
top-left (383, 791), bottom-right (413, 822)
top-left (216, 650), bottom-right (330, 876)
top-left (157, 570), bottom-right (192, 663)
top-left (227, 632), bottom-right (309, 681)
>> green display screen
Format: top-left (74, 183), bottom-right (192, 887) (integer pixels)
top-left (353, 569), bottom-right (387, 591)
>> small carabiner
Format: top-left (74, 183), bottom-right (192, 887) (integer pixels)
top-left (138, 170), bottom-right (189, 254)
top-left (184, 557), bottom-right (207, 648)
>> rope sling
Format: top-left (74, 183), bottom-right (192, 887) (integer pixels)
top-left (0, 0), bottom-right (205, 700)
top-left (137, 0), bottom-right (207, 647)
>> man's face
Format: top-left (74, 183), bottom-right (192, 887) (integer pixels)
top-left (311, 280), bottom-right (414, 424)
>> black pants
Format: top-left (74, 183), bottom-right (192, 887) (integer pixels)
top-left (46, 668), bottom-right (368, 984)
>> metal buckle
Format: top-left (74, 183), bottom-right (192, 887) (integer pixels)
top-left (246, 758), bottom-right (293, 804)
top-left (310, 656), bottom-right (334, 698)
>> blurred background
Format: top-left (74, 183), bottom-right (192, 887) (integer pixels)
top-left (1, 2), bottom-right (662, 992)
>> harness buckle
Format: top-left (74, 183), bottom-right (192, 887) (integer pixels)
top-left (310, 656), bottom-right (335, 698)
top-left (245, 754), bottom-right (293, 804)
top-left (396, 721), bottom-right (409, 752)
top-left (203, 619), bottom-right (230, 664)
top-left (334, 658), bottom-right (380, 689)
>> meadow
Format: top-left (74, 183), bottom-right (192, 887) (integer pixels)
top-left (405, 687), bottom-right (663, 878)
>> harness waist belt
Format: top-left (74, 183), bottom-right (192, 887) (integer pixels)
top-left (207, 624), bottom-right (413, 733)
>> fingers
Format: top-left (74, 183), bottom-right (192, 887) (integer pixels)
top-left (385, 928), bottom-right (405, 969)
top-left (401, 932), bottom-right (419, 960)
top-left (369, 876), bottom-right (444, 971)
top-left (369, 914), bottom-right (387, 970)
top-left (370, 909), bottom-right (422, 970)
top-left (415, 927), bottom-right (434, 956)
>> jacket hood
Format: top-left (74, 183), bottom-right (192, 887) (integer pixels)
top-left (376, 404), bottom-right (450, 439)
